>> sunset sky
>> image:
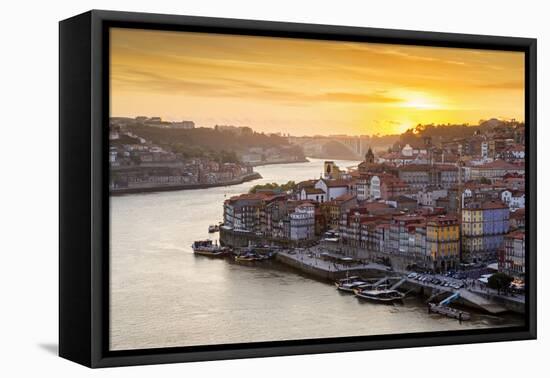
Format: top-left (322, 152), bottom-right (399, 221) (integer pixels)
top-left (110, 28), bottom-right (524, 136)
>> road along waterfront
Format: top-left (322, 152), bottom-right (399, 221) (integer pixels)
top-left (110, 158), bottom-right (524, 351)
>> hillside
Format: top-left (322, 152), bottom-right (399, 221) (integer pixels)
top-left (125, 124), bottom-right (304, 162)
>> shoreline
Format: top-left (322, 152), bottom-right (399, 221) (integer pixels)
top-left (110, 172), bottom-right (262, 196)
top-left (109, 157), bottom-right (310, 196)
top-left (219, 229), bottom-right (524, 315)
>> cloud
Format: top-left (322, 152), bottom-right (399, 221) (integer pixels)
top-left (318, 92), bottom-right (402, 104)
top-left (478, 81), bottom-right (524, 90)
top-left (113, 65), bottom-right (405, 106)
top-left (332, 43), bottom-right (467, 66)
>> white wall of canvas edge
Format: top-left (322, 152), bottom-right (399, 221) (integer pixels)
top-left (0, 0), bottom-right (546, 376)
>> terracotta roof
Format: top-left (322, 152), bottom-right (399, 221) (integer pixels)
top-left (393, 214), bottom-right (427, 222)
top-left (296, 179), bottom-right (316, 189)
top-left (333, 193), bottom-right (357, 202)
top-left (303, 188), bottom-right (325, 195)
top-left (476, 160), bottom-right (522, 170)
top-left (399, 163), bottom-right (457, 172)
top-left (427, 214), bottom-right (459, 224)
top-left (323, 179), bottom-right (351, 187)
top-left (481, 200), bottom-right (508, 209)
top-left (365, 202), bottom-right (391, 211)
top-left (506, 230), bottom-right (525, 240)
top-left (226, 192), bottom-right (285, 203)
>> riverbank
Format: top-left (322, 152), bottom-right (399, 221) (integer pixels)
top-left (274, 248), bottom-right (524, 315)
top-left (220, 228), bottom-right (524, 316)
top-left (110, 172), bottom-right (262, 196)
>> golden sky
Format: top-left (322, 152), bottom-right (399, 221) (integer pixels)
top-left (110, 28), bottom-right (524, 136)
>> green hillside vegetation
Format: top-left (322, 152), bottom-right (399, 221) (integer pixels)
top-left (397, 120), bottom-right (524, 149)
top-left (126, 124), bottom-right (303, 163)
top-left (249, 181), bottom-right (296, 194)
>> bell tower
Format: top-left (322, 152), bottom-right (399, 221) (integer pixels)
top-left (365, 147), bottom-right (375, 164)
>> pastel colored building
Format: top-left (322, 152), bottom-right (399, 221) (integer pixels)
top-left (499, 230), bottom-right (526, 279)
top-left (426, 215), bottom-right (460, 272)
top-left (461, 200), bottom-right (510, 262)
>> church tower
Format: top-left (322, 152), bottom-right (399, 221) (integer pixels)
top-left (365, 147), bottom-right (375, 164)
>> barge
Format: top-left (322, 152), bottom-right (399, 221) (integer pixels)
top-left (191, 240), bottom-right (229, 257)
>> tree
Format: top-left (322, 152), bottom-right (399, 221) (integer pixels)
top-left (487, 272), bottom-right (513, 293)
top-left (249, 181), bottom-right (296, 194)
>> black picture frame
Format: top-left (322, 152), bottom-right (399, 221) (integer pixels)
top-left (59, 9), bottom-right (537, 368)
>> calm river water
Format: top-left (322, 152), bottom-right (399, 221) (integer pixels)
top-left (110, 158), bottom-right (521, 350)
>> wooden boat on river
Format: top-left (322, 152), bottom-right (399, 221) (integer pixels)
top-left (191, 240), bottom-right (229, 257)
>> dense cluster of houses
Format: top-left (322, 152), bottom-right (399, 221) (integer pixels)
top-left (223, 125), bottom-right (526, 278)
top-left (109, 120), bottom-right (253, 191)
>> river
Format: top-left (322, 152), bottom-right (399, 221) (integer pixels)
top-left (110, 158), bottom-right (522, 351)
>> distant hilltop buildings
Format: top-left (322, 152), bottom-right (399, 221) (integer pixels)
top-left (111, 116), bottom-right (195, 129)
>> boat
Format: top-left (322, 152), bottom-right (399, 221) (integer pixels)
top-left (191, 240), bottom-right (228, 257)
top-left (428, 303), bottom-right (471, 320)
top-left (427, 291), bottom-right (470, 320)
top-left (334, 276), bottom-right (359, 286)
top-left (335, 279), bottom-right (370, 293)
top-left (234, 253), bottom-right (264, 262)
top-left (353, 288), bottom-right (405, 303)
top-left (334, 276), bottom-right (358, 289)
top-left (208, 224), bottom-right (220, 233)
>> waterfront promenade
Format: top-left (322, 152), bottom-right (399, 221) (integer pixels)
top-left (275, 247), bottom-right (524, 314)
top-left (276, 247), bottom-right (393, 280)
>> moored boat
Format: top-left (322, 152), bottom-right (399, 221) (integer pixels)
top-left (353, 288), bottom-right (405, 303)
top-left (208, 224), bottom-right (220, 233)
top-left (234, 253), bottom-right (263, 262)
top-left (191, 240), bottom-right (228, 257)
top-left (335, 279), bottom-right (370, 292)
top-left (334, 276), bottom-right (359, 289)
top-left (428, 303), bottom-right (471, 320)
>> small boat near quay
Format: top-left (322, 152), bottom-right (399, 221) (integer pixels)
top-left (427, 292), bottom-right (470, 320)
top-left (353, 288), bottom-right (405, 303)
top-left (428, 303), bottom-right (471, 321)
top-left (191, 240), bottom-right (229, 257)
top-left (234, 253), bottom-right (265, 262)
top-left (335, 278), bottom-right (370, 293)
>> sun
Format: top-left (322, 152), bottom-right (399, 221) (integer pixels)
top-left (399, 92), bottom-right (442, 110)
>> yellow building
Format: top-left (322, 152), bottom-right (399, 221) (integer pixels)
top-left (426, 215), bottom-right (460, 272)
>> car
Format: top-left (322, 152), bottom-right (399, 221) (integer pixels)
top-left (407, 273), bottom-right (418, 279)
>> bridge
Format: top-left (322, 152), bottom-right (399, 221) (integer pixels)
top-left (289, 136), bottom-right (372, 160)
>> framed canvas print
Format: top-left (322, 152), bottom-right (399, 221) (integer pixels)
top-left (59, 10), bottom-right (537, 368)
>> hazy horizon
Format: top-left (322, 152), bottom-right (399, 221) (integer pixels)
top-left (110, 28), bottom-right (525, 137)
